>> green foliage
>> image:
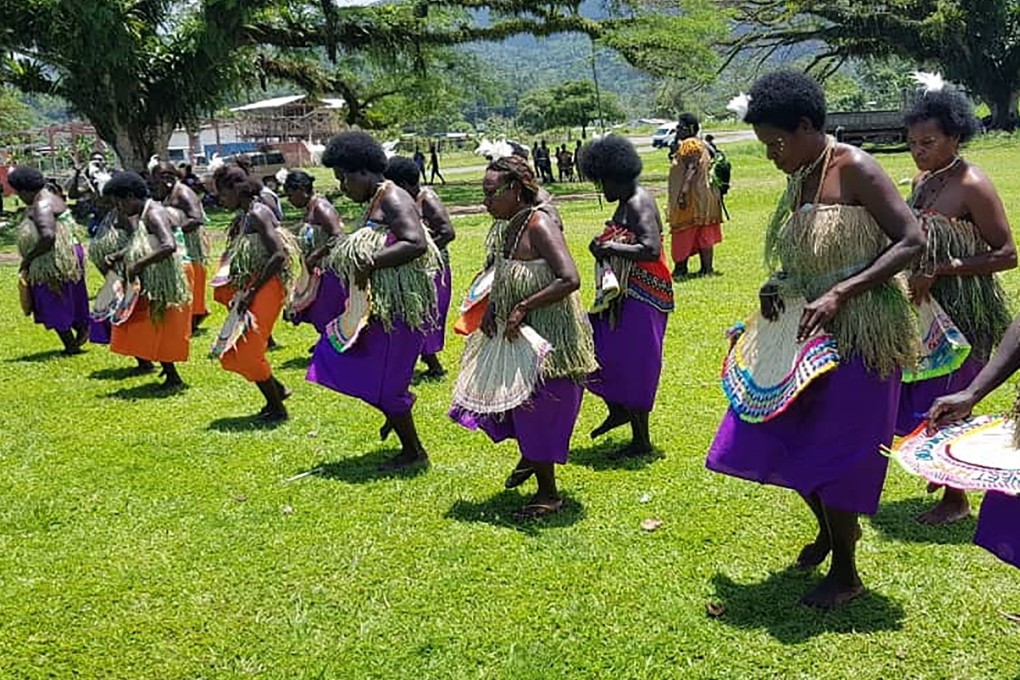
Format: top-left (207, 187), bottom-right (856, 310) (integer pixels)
top-left (730, 0), bottom-right (1020, 127)
top-left (517, 80), bottom-right (626, 134)
top-left (0, 87), bottom-right (34, 134)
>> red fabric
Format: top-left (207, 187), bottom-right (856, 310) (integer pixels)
top-left (671, 223), bottom-right (722, 263)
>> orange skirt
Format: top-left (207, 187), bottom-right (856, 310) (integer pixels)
top-left (185, 262), bottom-right (209, 317)
top-left (111, 297), bottom-right (192, 363)
top-left (213, 280), bottom-right (233, 307)
top-left (219, 277), bottom-right (284, 383)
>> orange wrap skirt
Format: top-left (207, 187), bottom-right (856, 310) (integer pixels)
top-left (218, 277), bottom-right (284, 383)
top-left (185, 262), bottom-right (209, 317)
top-left (111, 297), bottom-right (192, 363)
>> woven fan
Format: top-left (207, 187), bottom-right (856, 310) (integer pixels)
top-left (288, 267), bottom-right (321, 316)
top-left (890, 416), bottom-right (1020, 494)
top-left (722, 297), bottom-right (841, 423)
top-left (452, 324), bottom-right (552, 414)
top-left (325, 283), bottom-right (371, 354)
top-left (902, 297), bottom-right (971, 383)
top-left (210, 252), bottom-right (232, 288)
top-left (110, 278), bottom-right (140, 326)
top-left (455, 267), bottom-right (494, 336)
top-left (91, 270), bottom-right (120, 321)
top-left (211, 304), bottom-right (257, 358)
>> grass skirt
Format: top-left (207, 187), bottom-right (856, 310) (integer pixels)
top-left (587, 298), bottom-right (667, 412)
top-left (975, 491), bottom-right (1020, 569)
top-left (290, 270), bottom-right (347, 335)
top-left (306, 318), bottom-right (424, 418)
top-left (707, 356), bottom-right (900, 515)
top-left (422, 264), bottom-right (452, 355)
top-left (29, 244), bottom-right (89, 333)
top-left (449, 377), bottom-right (583, 465)
top-left (895, 356), bottom-right (983, 436)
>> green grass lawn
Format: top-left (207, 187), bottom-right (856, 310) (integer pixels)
top-left (2, 139), bottom-right (1020, 679)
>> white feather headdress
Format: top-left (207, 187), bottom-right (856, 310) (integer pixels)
top-left (147, 154), bottom-right (160, 173)
top-left (726, 93), bottom-right (751, 122)
top-left (912, 71), bottom-right (945, 94)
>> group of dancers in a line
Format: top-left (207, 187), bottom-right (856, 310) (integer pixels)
top-left (11, 68), bottom-right (1018, 609)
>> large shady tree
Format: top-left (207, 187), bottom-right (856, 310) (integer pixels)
top-left (725, 0), bottom-right (1020, 129)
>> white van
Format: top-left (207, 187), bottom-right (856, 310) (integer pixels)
top-left (651, 123), bottom-right (678, 149)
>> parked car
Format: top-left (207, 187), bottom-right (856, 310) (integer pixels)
top-left (651, 123), bottom-right (678, 149)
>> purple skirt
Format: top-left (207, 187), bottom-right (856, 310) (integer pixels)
top-left (29, 245), bottom-right (89, 333)
top-left (975, 491), bottom-right (1020, 569)
top-left (449, 377), bottom-right (584, 465)
top-left (89, 318), bottom-right (111, 345)
top-left (291, 270), bottom-right (347, 335)
top-left (588, 298), bottom-right (667, 412)
top-left (422, 265), bottom-right (451, 355)
top-left (707, 357), bottom-right (901, 515)
top-left (895, 357), bottom-right (984, 436)
top-left (306, 317), bottom-right (424, 418)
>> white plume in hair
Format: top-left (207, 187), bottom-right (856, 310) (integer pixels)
top-left (912, 71), bottom-right (945, 93)
top-left (275, 168), bottom-right (289, 185)
top-left (208, 153), bottom-right (225, 174)
top-left (474, 138), bottom-right (513, 161)
top-left (726, 93), bottom-right (751, 122)
top-left (147, 154), bottom-right (160, 173)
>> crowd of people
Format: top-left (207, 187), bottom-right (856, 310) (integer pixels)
top-left (9, 69), bottom-right (1018, 609)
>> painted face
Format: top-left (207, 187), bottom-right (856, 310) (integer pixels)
top-left (482, 169), bottom-right (517, 219)
top-left (907, 118), bottom-right (959, 172)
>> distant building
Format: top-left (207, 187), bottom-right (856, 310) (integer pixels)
top-left (230, 95), bottom-right (346, 145)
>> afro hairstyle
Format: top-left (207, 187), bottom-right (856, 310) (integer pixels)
top-left (904, 88), bottom-right (980, 144)
top-left (383, 156), bottom-right (422, 189)
top-left (322, 131), bottom-right (388, 173)
top-left (214, 165), bottom-right (262, 198)
top-left (578, 135), bottom-right (643, 184)
top-left (7, 166), bottom-right (46, 192)
top-left (677, 112), bottom-right (700, 132)
top-left (283, 169), bottom-right (315, 194)
top-left (745, 70), bottom-right (827, 132)
top-left (102, 171), bottom-right (149, 199)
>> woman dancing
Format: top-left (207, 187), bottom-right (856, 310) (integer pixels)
top-left (450, 156), bottom-right (596, 519)
top-left (214, 166), bottom-right (296, 421)
top-left (283, 170), bottom-right (347, 335)
top-left (11, 166), bottom-right (89, 354)
top-left (384, 156), bottom-right (456, 378)
top-left (307, 132), bottom-right (440, 470)
top-left (895, 83), bottom-right (1015, 525)
top-left (579, 135), bottom-right (673, 458)
top-left (103, 171), bottom-right (192, 389)
top-left (706, 71), bottom-right (924, 607)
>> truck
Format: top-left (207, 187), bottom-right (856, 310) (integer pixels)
top-left (826, 109), bottom-right (907, 146)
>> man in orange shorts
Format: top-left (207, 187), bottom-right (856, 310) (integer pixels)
top-left (667, 113), bottom-right (724, 280)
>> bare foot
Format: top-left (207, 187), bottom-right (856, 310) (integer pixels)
top-left (916, 490), bottom-right (970, 525)
top-left (591, 407), bottom-right (630, 439)
top-left (512, 496), bottom-right (564, 522)
top-left (379, 449), bottom-right (428, 471)
top-left (795, 538), bottom-right (831, 570)
top-left (800, 574), bottom-right (864, 609)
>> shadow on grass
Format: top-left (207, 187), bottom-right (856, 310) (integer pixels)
top-left (868, 496), bottom-right (976, 545)
top-left (305, 450), bottom-right (430, 484)
top-left (709, 570), bottom-right (905, 643)
top-left (569, 439), bottom-right (664, 471)
top-left (279, 355), bottom-right (312, 371)
top-left (8, 348), bottom-right (68, 363)
top-left (445, 490), bottom-right (585, 535)
top-left (411, 369), bottom-right (448, 387)
top-left (106, 382), bottom-right (188, 401)
top-left (208, 413), bottom-right (289, 432)
top-left (89, 366), bottom-right (150, 381)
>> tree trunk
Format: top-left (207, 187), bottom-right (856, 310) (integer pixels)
top-left (107, 121), bottom-right (175, 173)
top-left (985, 89), bottom-right (1020, 131)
